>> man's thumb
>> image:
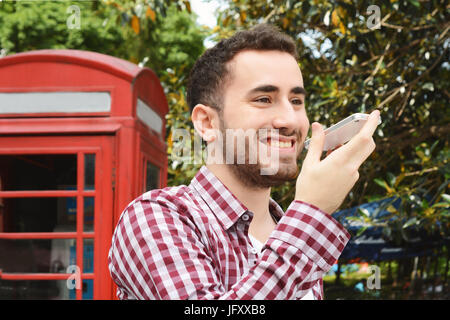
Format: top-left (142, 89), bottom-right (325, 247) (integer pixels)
top-left (305, 122), bottom-right (325, 164)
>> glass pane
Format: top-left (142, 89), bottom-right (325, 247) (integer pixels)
top-left (0, 154), bottom-right (76, 191)
top-left (0, 197), bottom-right (76, 232)
top-left (145, 161), bottom-right (160, 192)
top-left (84, 154), bottom-right (95, 190)
top-left (0, 279), bottom-right (74, 300)
top-left (0, 238), bottom-right (76, 273)
top-left (82, 280), bottom-right (94, 300)
top-left (83, 197), bottom-right (94, 232)
top-left (68, 279), bottom-right (94, 300)
top-left (83, 239), bottom-right (94, 273)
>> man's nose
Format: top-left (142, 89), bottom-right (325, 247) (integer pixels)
top-left (271, 98), bottom-right (298, 130)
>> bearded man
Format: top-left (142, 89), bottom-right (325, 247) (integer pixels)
top-left (108, 24), bottom-right (380, 300)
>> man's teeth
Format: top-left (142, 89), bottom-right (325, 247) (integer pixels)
top-left (268, 140), bottom-right (291, 148)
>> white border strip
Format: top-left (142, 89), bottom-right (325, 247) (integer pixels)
top-left (0, 92), bottom-right (111, 114)
top-left (136, 98), bottom-right (162, 134)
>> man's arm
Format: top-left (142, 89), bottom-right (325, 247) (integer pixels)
top-left (108, 195), bottom-right (349, 300)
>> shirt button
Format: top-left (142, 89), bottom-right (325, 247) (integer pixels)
top-left (241, 214), bottom-right (250, 221)
top-left (251, 248), bottom-right (258, 254)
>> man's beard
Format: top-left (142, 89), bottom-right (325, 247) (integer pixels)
top-left (218, 117), bottom-right (302, 189)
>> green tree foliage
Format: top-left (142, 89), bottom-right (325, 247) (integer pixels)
top-left (211, 0), bottom-right (449, 241)
top-left (0, 1), bottom-right (123, 55)
top-left (0, 0), bottom-right (207, 187)
top-left (0, 1), bottom-right (206, 71)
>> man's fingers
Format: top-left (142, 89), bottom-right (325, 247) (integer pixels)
top-left (304, 122), bottom-right (325, 165)
top-left (358, 110), bottom-right (380, 138)
top-left (344, 110), bottom-right (381, 164)
top-left (325, 144), bottom-right (343, 157)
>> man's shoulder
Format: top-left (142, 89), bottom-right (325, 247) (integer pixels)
top-left (124, 184), bottom-right (198, 215)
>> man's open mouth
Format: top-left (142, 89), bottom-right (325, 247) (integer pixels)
top-left (260, 136), bottom-right (296, 150)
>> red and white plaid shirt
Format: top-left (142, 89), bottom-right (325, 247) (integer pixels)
top-left (108, 165), bottom-right (350, 300)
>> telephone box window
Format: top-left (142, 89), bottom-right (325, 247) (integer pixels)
top-left (1, 197), bottom-right (77, 233)
top-left (83, 239), bottom-right (94, 273)
top-left (69, 279), bottom-right (94, 300)
top-left (0, 154), bottom-right (77, 191)
top-left (83, 197), bottom-right (94, 232)
top-left (0, 279), bottom-right (74, 300)
top-left (84, 154), bottom-right (95, 190)
top-left (0, 238), bottom-right (76, 273)
top-left (0, 151), bottom-right (95, 299)
top-left (145, 161), bottom-right (160, 192)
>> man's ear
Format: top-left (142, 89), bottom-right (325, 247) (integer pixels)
top-left (191, 104), bottom-right (220, 142)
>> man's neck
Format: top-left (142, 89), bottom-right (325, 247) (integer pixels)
top-left (206, 163), bottom-right (271, 223)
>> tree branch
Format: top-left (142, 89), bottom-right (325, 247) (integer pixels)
top-left (379, 125), bottom-right (450, 151)
top-left (364, 41), bottom-right (392, 84)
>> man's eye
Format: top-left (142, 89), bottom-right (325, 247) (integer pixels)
top-left (255, 97), bottom-right (271, 103)
top-left (291, 99), bottom-right (303, 105)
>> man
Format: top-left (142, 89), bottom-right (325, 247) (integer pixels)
top-left (108, 24), bottom-right (380, 300)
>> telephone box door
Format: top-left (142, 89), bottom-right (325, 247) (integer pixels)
top-left (0, 135), bottom-right (114, 300)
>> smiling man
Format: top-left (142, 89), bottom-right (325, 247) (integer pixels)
top-left (108, 24), bottom-right (381, 300)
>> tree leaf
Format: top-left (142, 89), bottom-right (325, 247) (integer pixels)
top-left (358, 207), bottom-right (370, 217)
top-left (422, 82), bottom-right (434, 91)
top-left (402, 217), bottom-right (417, 229)
top-left (240, 10), bottom-right (247, 24)
top-left (432, 202), bottom-right (450, 209)
top-left (441, 194), bottom-right (450, 203)
top-left (356, 226), bottom-right (368, 237)
top-left (374, 178), bottom-right (391, 192)
top-left (339, 21), bottom-right (346, 34)
top-left (387, 172), bottom-right (396, 187)
top-left (387, 205), bottom-right (398, 213)
top-left (323, 10), bottom-right (330, 26)
top-left (146, 7), bottom-right (156, 21)
top-left (131, 15), bottom-right (140, 34)
top-left (331, 9), bottom-right (340, 27)
top-left (184, 0), bottom-right (191, 14)
top-left (408, 0), bottom-right (420, 8)
top-left (394, 173), bottom-right (405, 187)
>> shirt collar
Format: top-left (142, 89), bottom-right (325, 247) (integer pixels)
top-left (190, 166), bottom-right (284, 230)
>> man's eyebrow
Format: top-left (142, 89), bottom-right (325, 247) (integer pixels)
top-left (247, 85), bottom-right (307, 96)
top-left (291, 86), bottom-right (307, 95)
top-left (248, 85), bottom-right (279, 94)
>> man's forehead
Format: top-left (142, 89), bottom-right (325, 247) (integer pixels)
top-left (226, 50), bottom-right (303, 86)
top-left (231, 49), bottom-right (298, 66)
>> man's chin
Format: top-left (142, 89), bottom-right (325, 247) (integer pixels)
top-left (259, 159), bottom-right (299, 179)
top-left (257, 168), bottom-right (298, 188)
top-left (229, 162), bottom-right (298, 189)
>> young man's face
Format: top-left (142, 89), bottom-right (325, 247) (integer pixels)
top-left (218, 49), bottom-right (310, 188)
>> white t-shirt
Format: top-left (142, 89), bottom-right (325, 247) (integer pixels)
top-left (248, 233), bottom-right (315, 300)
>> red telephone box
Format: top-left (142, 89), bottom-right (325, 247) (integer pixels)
top-left (0, 49), bottom-right (168, 299)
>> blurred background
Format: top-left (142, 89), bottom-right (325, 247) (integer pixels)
top-left (0, 0), bottom-right (448, 299)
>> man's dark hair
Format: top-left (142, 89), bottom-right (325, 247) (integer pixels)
top-left (186, 24), bottom-right (298, 113)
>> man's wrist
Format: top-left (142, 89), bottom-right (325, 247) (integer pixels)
top-left (294, 196), bottom-right (333, 215)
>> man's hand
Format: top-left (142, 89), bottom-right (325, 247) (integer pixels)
top-left (295, 110), bottom-right (381, 214)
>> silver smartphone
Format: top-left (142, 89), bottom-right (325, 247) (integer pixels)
top-left (303, 113), bottom-right (382, 152)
